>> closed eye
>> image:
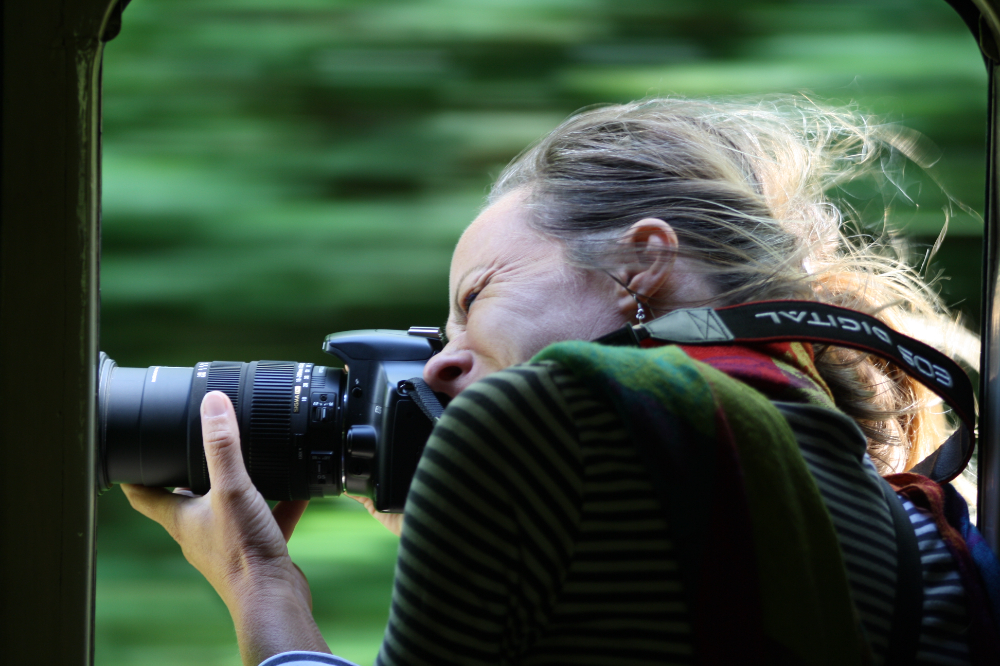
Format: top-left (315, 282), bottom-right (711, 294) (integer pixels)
top-left (462, 290), bottom-right (479, 312)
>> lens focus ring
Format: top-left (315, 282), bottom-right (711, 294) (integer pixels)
top-left (207, 365), bottom-right (241, 410)
top-left (196, 363), bottom-right (244, 492)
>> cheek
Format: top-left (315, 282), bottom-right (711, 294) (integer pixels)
top-left (462, 306), bottom-right (523, 370)
top-left (546, 280), bottom-right (624, 339)
top-left (461, 272), bottom-right (621, 368)
top-left (509, 300), bottom-right (617, 361)
top-left (461, 303), bottom-right (550, 370)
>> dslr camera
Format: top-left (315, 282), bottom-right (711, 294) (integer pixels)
top-left (97, 327), bottom-right (445, 513)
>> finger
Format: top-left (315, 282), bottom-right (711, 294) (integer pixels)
top-left (200, 391), bottom-right (252, 495)
top-left (272, 500), bottom-right (309, 542)
top-left (345, 493), bottom-right (378, 518)
top-left (346, 493), bottom-right (404, 537)
top-left (121, 483), bottom-right (185, 531)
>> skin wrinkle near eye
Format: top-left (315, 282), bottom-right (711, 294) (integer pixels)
top-left (451, 230), bottom-right (569, 332)
top-left (452, 264), bottom-right (485, 317)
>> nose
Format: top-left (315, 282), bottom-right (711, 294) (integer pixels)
top-left (422, 347), bottom-right (475, 397)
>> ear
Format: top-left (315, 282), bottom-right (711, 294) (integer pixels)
top-left (616, 218), bottom-right (678, 315)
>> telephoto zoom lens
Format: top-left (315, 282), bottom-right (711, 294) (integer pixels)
top-left (97, 352), bottom-right (346, 501)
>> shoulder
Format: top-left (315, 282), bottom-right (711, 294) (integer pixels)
top-left (436, 361), bottom-right (602, 445)
top-left (408, 361), bottom-right (618, 525)
top-left (449, 361), bottom-right (587, 408)
top-left (426, 361), bottom-right (597, 469)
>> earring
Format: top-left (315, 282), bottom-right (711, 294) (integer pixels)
top-left (632, 293), bottom-right (647, 322)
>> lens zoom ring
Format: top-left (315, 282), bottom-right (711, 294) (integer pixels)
top-left (249, 361), bottom-right (295, 499)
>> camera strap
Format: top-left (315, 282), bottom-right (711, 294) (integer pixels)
top-left (403, 377), bottom-right (447, 423)
top-left (594, 299), bottom-right (976, 483)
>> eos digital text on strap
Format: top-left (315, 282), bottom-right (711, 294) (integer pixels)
top-left (596, 300), bottom-right (977, 484)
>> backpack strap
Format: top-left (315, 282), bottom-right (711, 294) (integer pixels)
top-left (878, 478), bottom-right (924, 666)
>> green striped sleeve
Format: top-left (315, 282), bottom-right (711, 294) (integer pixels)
top-left (376, 362), bottom-right (692, 665)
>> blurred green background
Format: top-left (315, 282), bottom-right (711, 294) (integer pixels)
top-left (97, 1), bottom-right (989, 664)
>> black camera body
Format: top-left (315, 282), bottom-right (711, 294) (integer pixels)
top-left (97, 328), bottom-right (443, 512)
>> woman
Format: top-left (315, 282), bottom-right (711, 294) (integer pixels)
top-left (124, 97), bottom-right (988, 666)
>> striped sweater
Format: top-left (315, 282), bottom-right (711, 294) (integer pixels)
top-left (374, 361), bottom-right (970, 666)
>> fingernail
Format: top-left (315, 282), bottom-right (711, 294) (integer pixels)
top-left (202, 391), bottom-right (228, 417)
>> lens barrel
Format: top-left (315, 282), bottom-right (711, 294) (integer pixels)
top-left (98, 353), bottom-right (194, 490)
top-left (97, 353), bottom-right (345, 501)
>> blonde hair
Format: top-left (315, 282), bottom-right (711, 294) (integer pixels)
top-left (492, 96), bottom-right (978, 473)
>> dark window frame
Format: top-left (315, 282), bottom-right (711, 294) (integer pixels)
top-left (1, 1), bottom-right (996, 662)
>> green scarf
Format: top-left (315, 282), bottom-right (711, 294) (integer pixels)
top-left (533, 340), bottom-right (869, 666)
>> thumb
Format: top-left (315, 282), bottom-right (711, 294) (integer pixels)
top-left (201, 391), bottom-right (251, 493)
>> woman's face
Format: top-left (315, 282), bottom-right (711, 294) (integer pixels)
top-left (422, 190), bottom-right (628, 397)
